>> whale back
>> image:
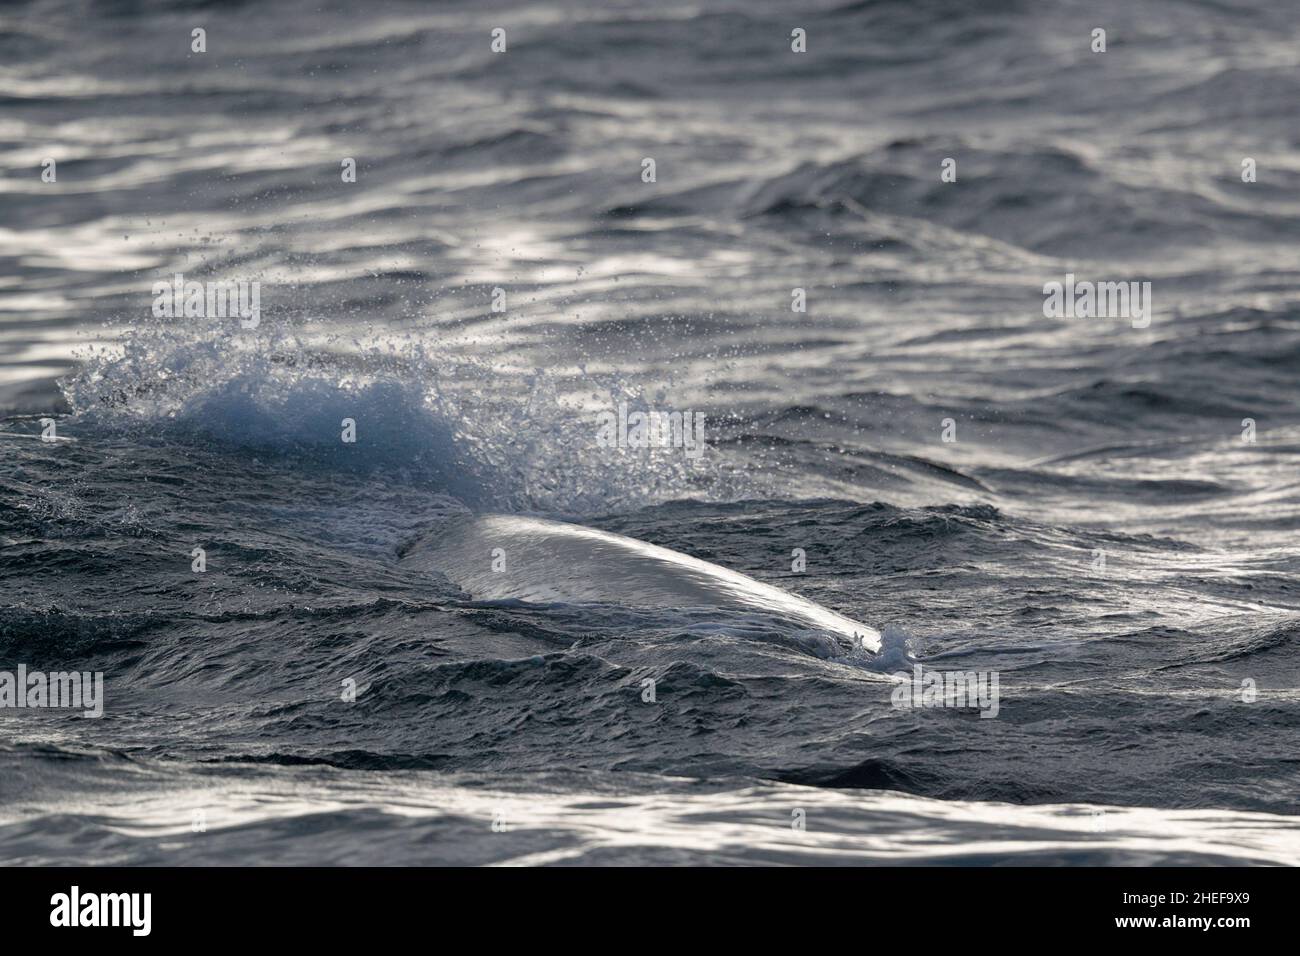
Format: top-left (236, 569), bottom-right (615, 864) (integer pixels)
top-left (401, 514), bottom-right (881, 654)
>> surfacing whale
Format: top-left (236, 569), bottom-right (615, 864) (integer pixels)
top-left (401, 514), bottom-right (880, 655)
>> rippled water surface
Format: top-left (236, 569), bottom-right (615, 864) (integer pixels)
top-left (2, 0), bottom-right (1299, 865)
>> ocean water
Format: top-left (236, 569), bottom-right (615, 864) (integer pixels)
top-left (2, 0), bottom-right (1299, 865)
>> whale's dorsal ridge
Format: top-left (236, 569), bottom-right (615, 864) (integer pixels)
top-left (402, 513), bottom-right (881, 655)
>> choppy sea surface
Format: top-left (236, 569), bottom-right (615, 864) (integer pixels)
top-left (2, 0), bottom-right (1299, 865)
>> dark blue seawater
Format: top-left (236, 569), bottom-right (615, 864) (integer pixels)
top-left (1, 0), bottom-right (1299, 864)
